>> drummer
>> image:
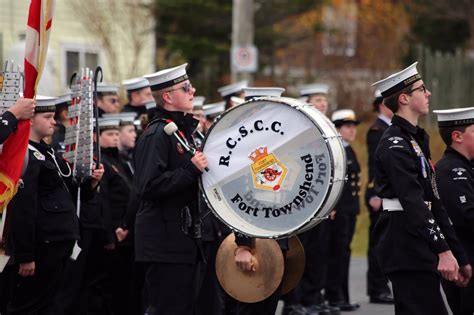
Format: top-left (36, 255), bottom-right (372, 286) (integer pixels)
top-left (298, 83), bottom-right (330, 115)
top-left (135, 63), bottom-right (208, 315)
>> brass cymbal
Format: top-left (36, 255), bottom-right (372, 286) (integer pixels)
top-left (280, 235), bottom-right (305, 295)
top-left (215, 233), bottom-right (284, 303)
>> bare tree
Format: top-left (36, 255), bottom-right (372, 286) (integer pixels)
top-left (70, 0), bottom-right (155, 83)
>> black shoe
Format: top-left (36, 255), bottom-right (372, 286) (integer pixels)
top-left (304, 304), bottom-right (331, 315)
top-left (369, 292), bottom-right (394, 304)
top-left (283, 304), bottom-right (307, 315)
top-left (328, 301), bottom-right (360, 312)
top-left (323, 304), bottom-right (341, 315)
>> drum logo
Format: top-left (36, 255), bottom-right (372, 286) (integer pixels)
top-left (249, 147), bottom-right (287, 192)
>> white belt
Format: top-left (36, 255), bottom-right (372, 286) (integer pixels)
top-left (382, 198), bottom-right (431, 212)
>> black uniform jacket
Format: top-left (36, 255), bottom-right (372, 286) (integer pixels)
top-left (335, 144), bottom-right (360, 216)
top-left (436, 147), bottom-right (474, 265)
top-left (374, 115), bottom-right (467, 273)
top-left (133, 107), bottom-right (202, 264)
top-left (365, 117), bottom-right (389, 209)
top-left (9, 140), bottom-right (94, 263)
top-left (101, 147), bottom-right (133, 244)
top-left (0, 111), bottom-right (18, 144)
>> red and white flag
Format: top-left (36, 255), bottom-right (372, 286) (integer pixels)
top-left (0, 0), bottom-right (55, 244)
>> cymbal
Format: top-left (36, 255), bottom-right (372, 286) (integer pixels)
top-left (215, 233), bottom-right (284, 303)
top-left (280, 235), bottom-right (305, 295)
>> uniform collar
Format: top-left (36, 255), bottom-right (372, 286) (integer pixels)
top-left (444, 147), bottom-right (471, 165)
top-left (28, 139), bottom-right (52, 154)
top-left (392, 115), bottom-right (421, 136)
top-left (378, 114), bottom-right (392, 126)
top-left (154, 106), bottom-right (198, 130)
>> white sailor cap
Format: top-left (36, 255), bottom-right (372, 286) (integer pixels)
top-left (55, 92), bottom-right (72, 105)
top-left (230, 96), bottom-right (245, 106)
top-left (203, 101), bottom-right (225, 117)
top-left (374, 89), bottom-right (382, 98)
top-left (122, 77), bottom-right (150, 92)
top-left (434, 107), bottom-right (474, 128)
top-left (193, 96), bottom-right (206, 109)
top-left (144, 63), bottom-right (188, 91)
top-left (218, 80), bottom-right (248, 98)
top-left (331, 109), bottom-right (359, 127)
top-left (97, 83), bottom-right (119, 94)
top-left (145, 100), bottom-right (156, 110)
top-left (98, 118), bottom-right (121, 131)
top-left (298, 83), bottom-right (329, 96)
top-left (244, 87), bottom-right (285, 101)
top-left (35, 95), bottom-right (58, 113)
top-left (102, 112), bottom-right (137, 126)
top-left (372, 62), bottom-right (421, 98)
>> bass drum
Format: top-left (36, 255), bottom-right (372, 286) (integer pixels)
top-left (200, 96), bottom-right (346, 238)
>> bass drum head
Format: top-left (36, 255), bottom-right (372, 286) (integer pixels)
top-left (201, 97), bottom-right (345, 238)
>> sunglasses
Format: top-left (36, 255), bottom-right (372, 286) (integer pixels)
top-left (407, 84), bottom-right (427, 95)
top-left (166, 82), bottom-right (193, 94)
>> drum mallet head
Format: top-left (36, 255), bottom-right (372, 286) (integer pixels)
top-left (164, 121), bottom-right (209, 172)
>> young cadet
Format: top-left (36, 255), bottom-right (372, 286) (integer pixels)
top-left (298, 83), bottom-right (330, 115)
top-left (372, 62), bottom-right (468, 315)
top-left (96, 83), bottom-right (120, 116)
top-left (122, 77), bottom-right (154, 117)
top-left (7, 96), bottom-right (103, 314)
top-left (365, 91), bottom-right (394, 304)
top-left (325, 109), bottom-right (360, 312)
top-left (51, 93), bottom-right (72, 156)
top-left (136, 63), bottom-right (207, 315)
top-left (218, 80), bottom-right (248, 110)
top-left (434, 108), bottom-right (474, 315)
top-left (0, 98), bottom-right (36, 143)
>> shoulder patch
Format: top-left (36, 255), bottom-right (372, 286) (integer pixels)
top-left (33, 151), bottom-right (45, 161)
top-left (388, 136), bottom-right (403, 144)
top-left (452, 167), bottom-right (468, 180)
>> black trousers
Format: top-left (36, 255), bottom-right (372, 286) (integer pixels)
top-left (442, 277), bottom-right (474, 315)
top-left (145, 262), bottom-right (197, 315)
top-left (325, 213), bottom-right (357, 303)
top-left (52, 229), bottom-right (113, 315)
top-left (389, 270), bottom-right (448, 315)
top-left (195, 240), bottom-right (224, 315)
top-left (235, 290), bottom-right (280, 315)
top-left (367, 210), bottom-right (391, 296)
top-left (8, 240), bottom-right (74, 314)
top-left (287, 220), bottom-right (330, 307)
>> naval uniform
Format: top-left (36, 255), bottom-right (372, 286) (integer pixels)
top-left (374, 115), bottom-right (468, 315)
top-left (0, 111), bottom-right (18, 144)
top-left (133, 106), bottom-right (202, 315)
top-left (365, 116), bottom-right (391, 297)
top-left (7, 140), bottom-right (93, 314)
top-left (326, 143), bottom-right (360, 306)
top-left (436, 147), bottom-right (474, 315)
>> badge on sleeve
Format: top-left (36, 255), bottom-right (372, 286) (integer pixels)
top-left (176, 143), bottom-right (185, 155)
top-left (33, 151), bottom-right (45, 160)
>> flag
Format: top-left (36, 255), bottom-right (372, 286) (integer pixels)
top-left (0, 0), bottom-right (55, 208)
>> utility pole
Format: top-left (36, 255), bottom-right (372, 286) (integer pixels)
top-left (231, 0), bottom-right (256, 83)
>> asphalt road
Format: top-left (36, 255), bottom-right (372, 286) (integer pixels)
top-left (276, 256), bottom-right (453, 315)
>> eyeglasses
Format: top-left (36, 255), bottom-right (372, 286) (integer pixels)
top-left (407, 84), bottom-right (427, 95)
top-left (166, 82), bottom-right (193, 94)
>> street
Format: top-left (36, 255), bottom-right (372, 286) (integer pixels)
top-left (277, 257), bottom-right (453, 315)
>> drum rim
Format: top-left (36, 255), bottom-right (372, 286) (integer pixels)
top-left (199, 96), bottom-right (346, 238)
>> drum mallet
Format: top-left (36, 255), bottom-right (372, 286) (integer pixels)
top-left (164, 121), bottom-right (209, 172)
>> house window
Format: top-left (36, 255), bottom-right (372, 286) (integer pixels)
top-left (62, 45), bottom-right (101, 87)
top-left (322, 0), bottom-right (358, 57)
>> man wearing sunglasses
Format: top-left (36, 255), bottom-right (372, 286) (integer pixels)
top-left (134, 63), bottom-right (207, 315)
top-left (97, 83), bottom-right (121, 117)
top-left (372, 62), bottom-right (468, 315)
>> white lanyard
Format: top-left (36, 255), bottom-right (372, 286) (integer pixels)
top-left (28, 144), bottom-right (72, 178)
